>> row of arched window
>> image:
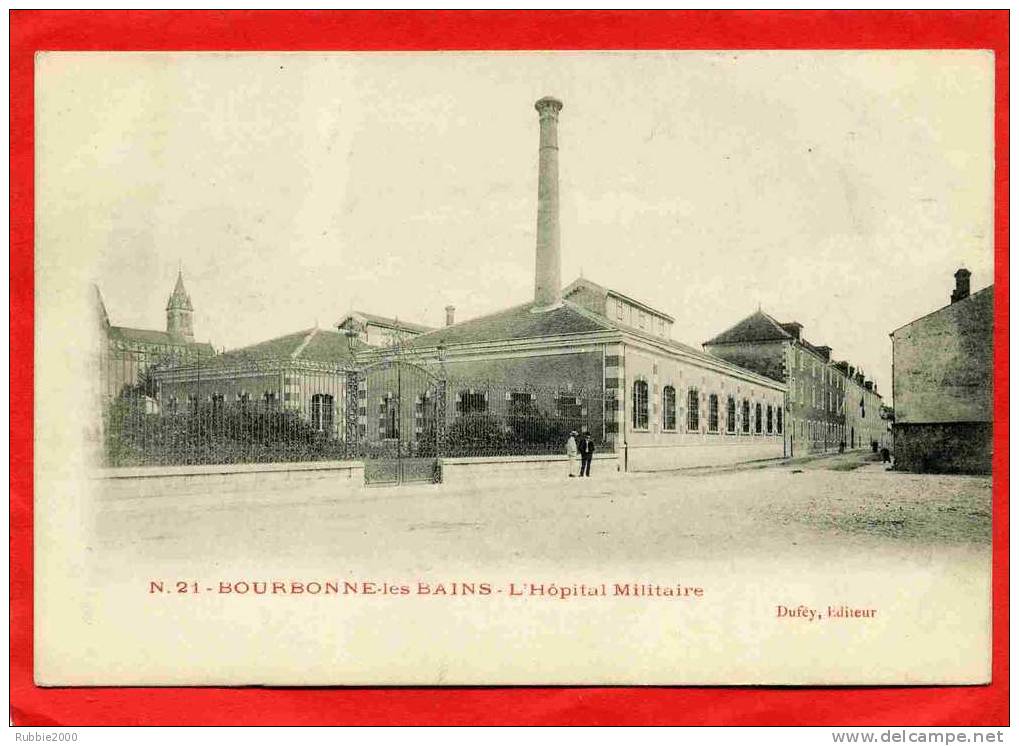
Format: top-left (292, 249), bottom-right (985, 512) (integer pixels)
top-left (632, 381), bottom-right (782, 436)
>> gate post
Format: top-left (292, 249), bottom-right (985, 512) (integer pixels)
top-left (345, 367), bottom-right (360, 453)
top-left (435, 378), bottom-right (447, 458)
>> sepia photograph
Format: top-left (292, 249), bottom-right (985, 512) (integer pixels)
top-left (31, 48), bottom-right (994, 687)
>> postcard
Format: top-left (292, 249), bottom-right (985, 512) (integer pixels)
top-left (32, 49), bottom-right (994, 686)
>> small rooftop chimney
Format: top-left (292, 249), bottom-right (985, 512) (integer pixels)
top-left (445, 305), bottom-right (455, 327)
top-left (532, 96), bottom-right (564, 312)
top-left (817, 345), bottom-right (832, 362)
top-left (780, 322), bottom-right (803, 340)
top-left (951, 268), bottom-right (971, 304)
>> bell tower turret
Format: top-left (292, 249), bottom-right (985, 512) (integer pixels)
top-left (166, 269), bottom-right (194, 341)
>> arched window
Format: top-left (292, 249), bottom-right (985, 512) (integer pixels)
top-left (741, 399), bottom-right (750, 434)
top-left (662, 386), bottom-right (676, 431)
top-left (707, 394), bottom-right (719, 433)
top-left (766, 404), bottom-right (773, 434)
top-left (755, 402), bottom-right (763, 434)
top-left (726, 396), bottom-right (736, 433)
top-left (632, 380), bottom-right (649, 430)
top-left (776, 406), bottom-right (783, 434)
top-left (311, 393), bottom-right (334, 433)
top-left (687, 388), bottom-right (700, 431)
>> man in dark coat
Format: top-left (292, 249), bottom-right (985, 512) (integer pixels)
top-left (579, 430), bottom-right (595, 477)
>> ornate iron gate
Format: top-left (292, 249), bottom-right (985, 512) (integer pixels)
top-left (355, 359), bottom-right (444, 485)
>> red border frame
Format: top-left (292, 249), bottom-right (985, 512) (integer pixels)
top-left (9, 10), bottom-right (1009, 726)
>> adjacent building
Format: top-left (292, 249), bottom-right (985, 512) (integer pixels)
top-left (337, 311), bottom-right (434, 348)
top-left (155, 326), bottom-right (364, 439)
top-left (890, 270), bottom-right (993, 474)
top-left (704, 311), bottom-right (886, 457)
top-left (95, 272), bottom-right (214, 405)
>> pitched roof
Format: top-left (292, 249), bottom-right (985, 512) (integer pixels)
top-left (108, 325), bottom-right (214, 354)
top-left (890, 285), bottom-right (994, 335)
top-left (337, 311), bottom-right (434, 335)
top-left (93, 284), bottom-right (110, 329)
top-left (703, 311), bottom-right (794, 346)
top-left (404, 296), bottom-right (713, 363)
top-left (405, 300), bottom-right (614, 348)
top-left (212, 327), bottom-right (365, 367)
top-left (563, 277), bottom-right (675, 322)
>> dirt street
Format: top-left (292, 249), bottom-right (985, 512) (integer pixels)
top-left (91, 452), bottom-right (992, 573)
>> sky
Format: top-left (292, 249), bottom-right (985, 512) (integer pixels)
top-left (36, 51), bottom-right (994, 399)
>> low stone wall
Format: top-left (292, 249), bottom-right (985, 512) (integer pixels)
top-left (439, 453), bottom-right (620, 485)
top-left (893, 422), bottom-right (992, 475)
top-left (624, 439), bottom-right (783, 472)
top-left (94, 460), bottom-right (365, 500)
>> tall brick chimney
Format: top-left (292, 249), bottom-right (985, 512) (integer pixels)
top-left (951, 268), bottom-right (971, 304)
top-left (532, 96), bottom-right (564, 312)
top-left (445, 305), bottom-right (455, 326)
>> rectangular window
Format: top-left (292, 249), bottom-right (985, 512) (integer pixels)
top-left (311, 393), bottom-right (334, 433)
top-left (555, 395), bottom-right (584, 430)
top-left (726, 397), bottom-right (736, 433)
top-left (508, 392), bottom-right (533, 417)
top-left (639, 310), bottom-right (647, 329)
top-left (458, 391), bottom-right (487, 414)
top-left (615, 299), bottom-right (624, 319)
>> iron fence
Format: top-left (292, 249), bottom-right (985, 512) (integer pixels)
top-left (438, 378), bottom-right (610, 458)
top-left (100, 348), bottom-right (613, 467)
top-left (101, 348), bottom-right (350, 467)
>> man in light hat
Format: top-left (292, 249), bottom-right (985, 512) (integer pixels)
top-left (565, 430), bottom-right (579, 478)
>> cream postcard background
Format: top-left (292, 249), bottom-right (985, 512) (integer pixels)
top-left (34, 51), bottom-right (992, 685)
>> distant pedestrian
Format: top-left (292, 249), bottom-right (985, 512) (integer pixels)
top-left (565, 430), bottom-right (579, 477)
top-left (839, 439), bottom-right (846, 454)
top-left (579, 430), bottom-right (595, 477)
top-left (881, 447), bottom-right (891, 464)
